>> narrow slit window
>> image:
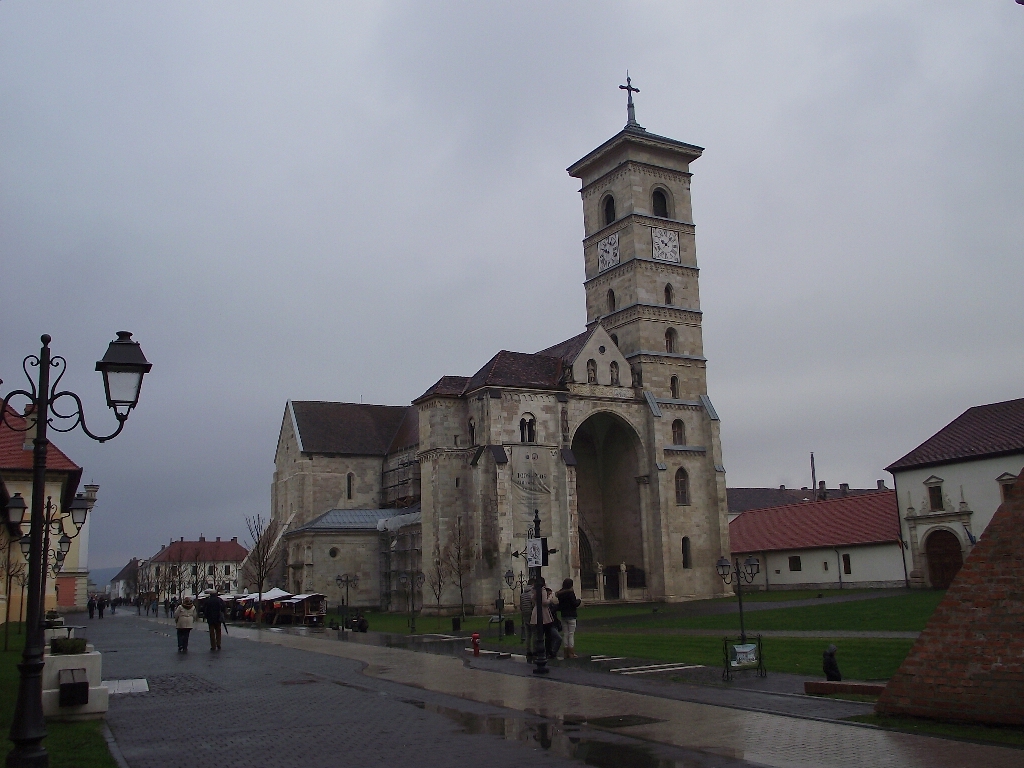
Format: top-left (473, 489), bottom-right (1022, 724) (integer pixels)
top-left (682, 537), bottom-right (692, 569)
top-left (842, 553), bottom-right (852, 575)
top-left (664, 284), bottom-right (673, 305)
top-left (607, 289), bottom-right (616, 313)
top-left (672, 419), bottom-right (684, 445)
top-left (675, 468), bottom-right (690, 506)
top-left (346, 473), bottom-right (353, 500)
top-left (665, 328), bottom-right (677, 354)
top-left (670, 376), bottom-right (679, 400)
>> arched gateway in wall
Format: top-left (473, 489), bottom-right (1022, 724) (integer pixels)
top-left (926, 529), bottom-right (963, 589)
top-left (571, 412), bottom-right (646, 599)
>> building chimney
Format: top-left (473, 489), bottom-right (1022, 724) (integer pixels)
top-left (877, 479), bottom-right (887, 490)
top-left (840, 483), bottom-right (850, 496)
top-left (818, 480), bottom-right (827, 501)
top-left (779, 484), bottom-right (786, 490)
top-left (199, 536), bottom-right (206, 542)
top-left (180, 537), bottom-right (184, 542)
top-left (216, 536), bottom-right (221, 542)
top-left (231, 537), bottom-right (237, 542)
top-left (83, 484), bottom-right (99, 508)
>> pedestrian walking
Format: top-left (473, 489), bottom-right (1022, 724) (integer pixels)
top-left (529, 577), bottom-right (561, 659)
top-left (555, 578), bottom-right (581, 659)
top-left (204, 589), bottom-right (226, 651)
top-left (97, 596), bottom-right (106, 619)
top-left (174, 596), bottom-right (197, 653)
top-left (87, 596), bottom-right (96, 619)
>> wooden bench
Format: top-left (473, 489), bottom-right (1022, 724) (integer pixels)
top-left (804, 681), bottom-right (886, 696)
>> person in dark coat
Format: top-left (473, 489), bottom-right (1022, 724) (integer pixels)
top-left (204, 590), bottom-right (226, 651)
top-left (97, 596), bottom-right (106, 619)
top-left (823, 644), bottom-right (842, 681)
top-left (87, 596), bottom-right (96, 619)
top-left (555, 578), bottom-right (581, 659)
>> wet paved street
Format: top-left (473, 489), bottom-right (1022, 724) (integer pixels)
top-left (80, 611), bottom-right (1021, 768)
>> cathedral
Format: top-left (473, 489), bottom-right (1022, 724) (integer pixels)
top-left (271, 90), bottom-right (732, 613)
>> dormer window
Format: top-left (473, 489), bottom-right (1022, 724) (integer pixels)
top-left (607, 289), bottom-right (616, 313)
top-left (653, 189), bottom-right (668, 218)
top-left (664, 284), bottom-right (673, 305)
top-left (603, 195), bottom-right (616, 225)
top-left (586, 359), bottom-right (597, 384)
top-left (520, 414), bottom-right (536, 443)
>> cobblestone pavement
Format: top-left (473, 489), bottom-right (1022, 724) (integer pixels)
top-left (80, 612), bottom-right (759, 768)
top-left (80, 612), bottom-right (1022, 768)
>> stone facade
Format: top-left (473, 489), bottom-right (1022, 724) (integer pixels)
top-left (271, 117), bottom-right (732, 613)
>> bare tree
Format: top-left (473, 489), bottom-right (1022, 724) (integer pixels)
top-left (424, 543), bottom-right (450, 627)
top-left (188, 546), bottom-right (209, 598)
top-left (2, 527), bottom-right (27, 650)
top-left (442, 515), bottom-right (473, 619)
top-left (243, 515), bottom-right (281, 624)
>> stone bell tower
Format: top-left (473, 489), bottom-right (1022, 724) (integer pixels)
top-left (567, 78), bottom-right (707, 402)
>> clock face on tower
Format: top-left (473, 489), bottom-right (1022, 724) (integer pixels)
top-left (651, 227), bottom-right (680, 263)
top-left (597, 232), bottom-right (620, 272)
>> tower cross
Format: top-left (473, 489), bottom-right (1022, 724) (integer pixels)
top-left (619, 73), bottom-right (641, 128)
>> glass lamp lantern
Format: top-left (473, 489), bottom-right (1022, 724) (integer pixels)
top-left (95, 331), bottom-right (152, 415)
top-left (743, 555), bottom-right (760, 580)
top-left (5, 493), bottom-right (28, 526)
top-left (715, 556), bottom-right (731, 581)
top-left (504, 569), bottom-right (515, 588)
top-left (68, 494), bottom-right (91, 532)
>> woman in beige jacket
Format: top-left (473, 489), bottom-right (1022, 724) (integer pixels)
top-left (174, 596), bottom-right (197, 653)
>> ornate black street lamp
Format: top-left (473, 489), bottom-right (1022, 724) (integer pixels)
top-left (2, 332), bottom-right (150, 767)
top-left (397, 570), bottom-right (424, 633)
top-left (335, 573), bottom-right (359, 629)
top-left (715, 555), bottom-right (760, 644)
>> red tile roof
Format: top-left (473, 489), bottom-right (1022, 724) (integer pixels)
top-left (149, 538), bottom-right (248, 563)
top-left (0, 405), bottom-right (80, 472)
top-left (886, 398), bottom-right (1024, 472)
top-left (729, 491), bottom-right (900, 554)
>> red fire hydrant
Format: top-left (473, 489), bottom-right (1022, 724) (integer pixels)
top-left (471, 632), bottom-right (481, 657)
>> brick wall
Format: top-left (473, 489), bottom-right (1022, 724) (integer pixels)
top-left (875, 473), bottom-right (1024, 725)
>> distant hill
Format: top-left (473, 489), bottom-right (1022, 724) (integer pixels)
top-left (89, 566), bottom-right (122, 588)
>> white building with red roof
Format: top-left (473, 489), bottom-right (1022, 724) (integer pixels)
top-left (143, 536), bottom-right (248, 599)
top-left (729, 491), bottom-right (905, 591)
top-left (886, 397), bottom-right (1024, 589)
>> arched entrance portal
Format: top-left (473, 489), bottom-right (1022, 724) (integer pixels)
top-left (926, 529), bottom-right (963, 589)
top-left (572, 412), bottom-right (644, 600)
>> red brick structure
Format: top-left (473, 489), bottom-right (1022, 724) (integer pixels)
top-left (875, 473), bottom-right (1024, 725)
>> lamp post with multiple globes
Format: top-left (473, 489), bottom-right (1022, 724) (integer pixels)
top-left (2, 332), bottom-right (151, 767)
top-left (715, 554), bottom-right (761, 644)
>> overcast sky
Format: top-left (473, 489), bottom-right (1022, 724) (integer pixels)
top-left (2, 2), bottom-right (1022, 571)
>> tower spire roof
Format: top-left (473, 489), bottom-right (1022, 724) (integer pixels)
top-left (619, 72), bottom-right (644, 131)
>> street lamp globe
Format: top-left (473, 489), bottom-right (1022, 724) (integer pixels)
top-left (715, 556), bottom-right (731, 581)
top-left (743, 555), bottom-right (760, 580)
top-left (58, 534), bottom-right (71, 554)
top-left (19, 536), bottom-right (32, 559)
top-left (68, 493), bottom-right (91, 532)
top-left (504, 569), bottom-right (515, 589)
top-left (95, 331), bottom-right (152, 415)
top-left (5, 493), bottom-right (28, 526)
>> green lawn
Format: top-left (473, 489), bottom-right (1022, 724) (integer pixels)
top-left (583, 591), bottom-right (945, 633)
top-left (574, 633), bottom-right (914, 680)
top-left (1, 626), bottom-right (116, 768)
top-left (714, 588), bottom-right (878, 603)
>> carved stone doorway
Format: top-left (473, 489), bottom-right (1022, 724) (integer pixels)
top-left (926, 529), bottom-right (963, 589)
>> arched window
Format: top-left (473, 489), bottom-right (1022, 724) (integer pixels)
top-left (665, 328), bottom-right (677, 354)
top-left (672, 419), bottom-right (684, 445)
top-left (610, 333), bottom-right (618, 346)
top-left (603, 195), bottom-right (616, 225)
top-left (520, 414), bottom-right (536, 443)
top-left (664, 283), bottom-right (673, 305)
top-left (468, 418), bottom-right (476, 446)
top-left (586, 359), bottom-right (597, 384)
top-left (610, 361), bottom-right (620, 386)
top-left (607, 289), bottom-right (616, 313)
top-left (675, 468), bottom-right (690, 506)
top-left (670, 376), bottom-right (679, 399)
top-left (653, 189), bottom-right (669, 218)
top-left (346, 472), bottom-right (353, 500)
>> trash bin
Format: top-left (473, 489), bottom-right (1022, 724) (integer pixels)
top-left (452, 617), bottom-right (461, 632)
top-left (504, 618), bottom-right (515, 636)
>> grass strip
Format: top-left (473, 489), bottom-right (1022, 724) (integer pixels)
top-left (1, 625), bottom-right (117, 768)
top-left (846, 713), bottom-right (1024, 748)
top-left (573, 633), bottom-right (914, 680)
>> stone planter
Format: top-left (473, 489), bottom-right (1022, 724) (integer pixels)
top-left (41, 647), bottom-right (109, 721)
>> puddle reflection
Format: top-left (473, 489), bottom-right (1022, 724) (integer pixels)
top-left (401, 699), bottom-right (735, 768)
